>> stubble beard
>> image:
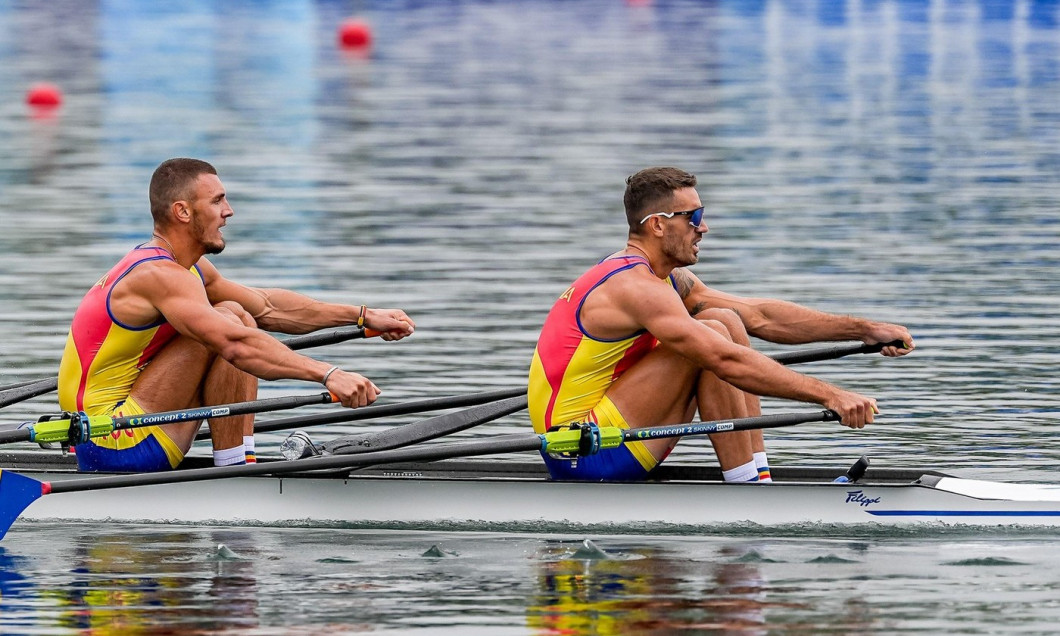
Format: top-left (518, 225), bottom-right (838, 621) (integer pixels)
top-left (192, 216), bottom-right (226, 255)
top-left (661, 233), bottom-right (697, 267)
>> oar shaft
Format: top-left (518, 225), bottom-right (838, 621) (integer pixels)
top-left (219, 386), bottom-right (527, 440)
top-left (12, 392), bottom-right (337, 446)
top-left (622, 410), bottom-right (840, 441)
top-left (770, 340), bottom-right (905, 365)
top-left (322, 394), bottom-right (529, 454)
top-left (110, 392), bottom-right (337, 430)
top-left (0, 378), bottom-right (58, 409)
top-left (541, 410), bottom-right (841, 455)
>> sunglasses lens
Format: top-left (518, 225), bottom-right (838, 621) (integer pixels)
top-left (690, 207), bottom-right (704, 226)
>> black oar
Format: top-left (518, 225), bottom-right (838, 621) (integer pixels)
top-left (770, 339), bottom-right (907, 365)
top-left (212, 386), bottom-right (527, 441)
top-left (0, 378), bottom-right (57, 408)
top-left (0, 391), bottom-right (338, 447)
top-left (0, 326), bottom-right (378, 409)
top-left (0, 408), bottom-right (838, 540)
top-left (319, 394), bottom-right (528, 454)
top-left (0, 379), bottom-right (50, 392)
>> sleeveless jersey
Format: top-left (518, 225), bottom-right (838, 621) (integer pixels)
top-left (58, 245), bottom-right (201, 414)
top-left (528, 255), bottom-right (671, 433)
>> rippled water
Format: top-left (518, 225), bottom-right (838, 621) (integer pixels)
top-left (3, 0), bottom-right (1060, 633)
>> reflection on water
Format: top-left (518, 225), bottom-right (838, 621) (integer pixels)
top-left (2, 0), bottom-right (1060, 633)
top-left (528, 542), bottom-right (782, 635)
top-left (8, 526), bottom-right (1060, 634)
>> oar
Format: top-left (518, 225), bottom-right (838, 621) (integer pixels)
top-left (319, 393), bottom-right (528, 454)
top-left (0, 326), bottom-right (379, 409)
top-left (0, 408), bottom-right (837, 540)
top-left (770, 339), bottom-right (907, 366)
top-left (212, 386), bottom-right (528, 441)
top-left (0, 391), bottom-right (339, 447)
top-left (0, 379), bottom-right (49, 392)
top-left (0, 378), bottom-right (57, 408)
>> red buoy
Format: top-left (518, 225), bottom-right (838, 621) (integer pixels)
top-left (26, 83), bottom-right (63, 108)
top-left (338, 18), bottom-right (372, 50)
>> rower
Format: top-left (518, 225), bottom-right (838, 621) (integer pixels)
top-left (56, 158), bottom-right (415, 474)
top-left (527, 166), bottom-right (914, 483)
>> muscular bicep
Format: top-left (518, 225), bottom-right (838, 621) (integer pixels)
top-left (610, 273), bottom-right (708, 346)
top-left (132, 264), bottom-right (242, 349)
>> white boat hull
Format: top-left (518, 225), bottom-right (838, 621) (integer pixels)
top-left (8, 453), bottom-right (1060, 532)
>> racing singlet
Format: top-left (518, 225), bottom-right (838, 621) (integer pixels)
top-left (58, 245), bottom-right (201, 415)
top-left (528, 255), bottom-right (665, 433)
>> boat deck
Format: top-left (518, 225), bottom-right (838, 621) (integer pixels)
top-left (0, 448), bottom-right (937, 485)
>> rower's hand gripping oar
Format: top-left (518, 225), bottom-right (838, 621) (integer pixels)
top-left (0, 407), bottom-right (840, 540)
top-left (0, 391), bottom-right (341, 447)
top-left (0, 326), bottom-right (380, 409)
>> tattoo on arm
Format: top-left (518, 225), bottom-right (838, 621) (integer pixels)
top-left (673, 269), bottom-right (695, 299)
top-left (690, 302), bottom-right (708, 317)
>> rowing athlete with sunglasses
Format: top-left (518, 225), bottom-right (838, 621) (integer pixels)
top-left (528, 166), bottom-right (914, 483)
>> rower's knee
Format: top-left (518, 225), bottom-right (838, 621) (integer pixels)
top-left (696, 308), bottom-right (749, 345)
top-left (214, 301), bottom-right (257, 329)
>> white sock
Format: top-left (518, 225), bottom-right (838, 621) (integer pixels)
top-left (214, 445), bottom-right (246, 467)
top-left (722, 459), bottom-right (759, 483)
top-left (243, 436), bottom-right (256, 464)
top-left (753, 451), bottom-right (773, 483)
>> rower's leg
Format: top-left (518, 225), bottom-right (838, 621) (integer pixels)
top-left (128, 302), bottom-right (257, 462)
top-left (686, 312), bottom-right (757, 480)
top-left (201, 302), bottom-right (258, 464)
top-left (604, 346), bottom-right (699, 461)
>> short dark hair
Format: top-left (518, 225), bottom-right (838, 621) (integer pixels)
top-left (623, 167), bottom-right (698, 232)
top-left (149, 158), bottom-right (217, 225)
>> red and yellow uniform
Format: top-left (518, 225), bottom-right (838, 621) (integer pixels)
top-left (58, 245), bottom-right (201, 472)
top-left (528, 255), bottom-right (675, 480)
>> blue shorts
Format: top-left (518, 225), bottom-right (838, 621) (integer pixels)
top-left (540, 396), bottom-right (659, 482)
top-left (74, 397), bottom-right (184, 473)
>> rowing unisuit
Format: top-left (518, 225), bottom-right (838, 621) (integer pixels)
top-left (528, 254), bottom-right (676, 480)
top-left (57, 244), bottom-right (202, 471)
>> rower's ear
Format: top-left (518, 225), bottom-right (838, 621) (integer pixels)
top-left (170, 201), bottom-right (191, 224)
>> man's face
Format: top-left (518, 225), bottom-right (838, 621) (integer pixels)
top-left (185, 174), bottom-right (232, 255)
top-left (658, 187), bottom-right (708, 266)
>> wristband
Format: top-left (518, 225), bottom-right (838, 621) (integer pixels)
top-left (357, 304), bottom-right (367, 329)
top-left (322, 366), bottom-right (340, 386)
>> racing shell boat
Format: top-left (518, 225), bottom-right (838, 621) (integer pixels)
top-left (4, 449), bottom-right (1060, 533)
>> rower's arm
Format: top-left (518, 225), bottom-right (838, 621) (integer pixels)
top-left (674, 268), bottom-right (914, 354)
top-left (132, 262), bottom-right (328, 381)
top-left (198, 258), bottom-right (415, 339)
top-left (615, 275), bottom-right (880, 428)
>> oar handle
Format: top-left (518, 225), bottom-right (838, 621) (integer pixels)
top-left (281, 327), bottom-right (380, 350)
top-left (770, 340), bottom-right (907, 366)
